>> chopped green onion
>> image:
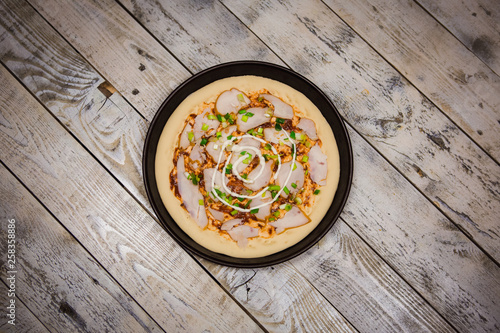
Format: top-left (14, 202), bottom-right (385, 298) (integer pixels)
top-left (291, 183), bottom-right (297, 189)
top-left (279, 203), bottom-right (287, 209)
top-left (305, 170), bottom-right (309, 176)
top-left (292, 163), bottom-right (297, 171)
top-left (237, 93), bottom-right (245, 102)
top-left (240, 151), bottom-right (247, 155)
top-left (262, 192), bottom-right (266, 197)
top-left (314, 189), bottom-right (320, 195)
top-left (273, 211), bottom-right (280, 217)
top-left (243, 157), bottom-right (252, 164)
top-left (269, 185), bottom-right (280, 191)
top-left (245, 112), bottom-right (254, 117)
top-left (231, 210), bottom-right (238, 216)
top-left (207, 114), bottom-right (217, 120)
top-left (302, 155), bottom-right (309, 162)
top-left (188, 131), bottom-right (194, 142)
top-left (276, 118), bottom-right (285, 124)
top-left (250, 208), bottom-right (259, 214)
top-left (265, 143), bottom-right (272, 150)
top-left (258, 97), bottom-right (263, 102)
top-left (294, 197), bottom-right (303, 205)
top-left (242, 173), bottom-right (248, 179)
top-left (275, 123), bottom-right (282, 131)
top-left (225, 164), bottom-right (233, 174)
top-left (227, 135), bottom-right (233, 140)
top-left (257, 127), bottom-right (263, 134)
top-left (241, 115), bottom-right (248, 122)
top-left (263, 154), bottom-right (269, 161)
top-left (200, 138), bottom-right (208, 146)
top-left (216, 114), bottom-right (223, 122)
top-left (284, 138), bottom-right (289, 141)
top-left (222, 121), bottom-right (228, 128)
top-left (269, 155), bottom-right (279, 159)
top-left (237, 197), bottom-right (245, 202)
top-left (305, 140), bottom-right (311, 148)
top-left (216, 131), bottom-right (222, 139)
top-left (247, 129), bottom-right (255, 135)
top-left (285, 204), bottom-right (292, 211)
top-left (245, 199), bottom-right (252, 208)
top-left (224, 113), bottom-right (230, 120)
top-left (201, 123), bottom-right (209, 131)
top-left (290, 131), bottom-right (296, 139)
top-left (239, 109), bottom-right (247, 114)
top-left (246, 189), bottom-right (253, 195)
top-left (283, 186), bottom-right (290, 195)
top-left (268, 217), bottom-right (276, 221)
top-left (233, 202), bottom-right (239, 207)
top-left (198, 199), bottom-right (204, 205)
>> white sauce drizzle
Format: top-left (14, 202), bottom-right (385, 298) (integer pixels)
top-left (210, 131), bottom-right (297, 212)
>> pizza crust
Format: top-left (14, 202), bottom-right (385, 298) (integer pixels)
top-left (155, 75), bottom-right (340, 258)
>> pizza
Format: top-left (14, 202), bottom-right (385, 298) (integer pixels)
top-left (155, 75), bottom-right (340, 258)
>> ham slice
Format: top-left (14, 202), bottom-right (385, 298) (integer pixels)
top-left (245, 161), bottom-right (273, 192)
top-left (297, 118), bottom-right (318, 140)
top-left (259, 93), bottom-right (293, 119)
top-left (215, 89), bottom-right (250, 115)
top-left (263, 128), bottom-right (292, 147)
top-left (193, 108), bottom-right (219, 140)
top-left (237, 107), bottom-right (269, 132)
top-left (308, 144), bottom-right (327, 186)
top-left (269, 206), bottom-right (310, 234)
top-left (177, 157), bottom-right (208, 228)
top-left (249, 191), bottom-right (272, 220)
top-left (222, 220), bottom-right (259, 248)
top-left (277, 160), bottom-right (304, 197)
top-left (179, 123), bottom-right (193, 149)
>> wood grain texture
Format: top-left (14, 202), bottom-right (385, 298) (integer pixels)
top-left (0, 0), bottom-right (151, 211)
top-left (417, 0), bottom-right (500, 74)
top-left (28, 0), bottom-right (191, 120)
top-left (332, 126), bottom-right (500, 333)
top-left (0, 282), bottom-right (48, 333)
top-left (0, 66), bottom-right (262, 333)
top-left (323, 0), bottom-right (500, 161)
top-left (292, 219), bottom-right (456, 333)
top-left (118, 0), bottom-right (282, 72)
top-left (204, 259), bottom-right (359, 333)
top-left (0, 2), bottom-right (461, 331)
top-left (0, 164), bottom-right (163, 332)
top-left (222, 0), bottom-right (500, 263)
top-left (0, 2), bottom-right (359, 330)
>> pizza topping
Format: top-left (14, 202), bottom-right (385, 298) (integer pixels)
top-left (171, 88), bottom-right (327, 247)
top-left (308, 144), bottom-right (327, 186)
top-left (215, 89), bottom-right (250, 115)
top-left (269, 206), bottom-right (310, 234)
top-left (297, 118), bottom-right (318, 140)
top-left (259, 93), bottom-right (294, 119)
top-left (177, 157), bottom-right (208, 228)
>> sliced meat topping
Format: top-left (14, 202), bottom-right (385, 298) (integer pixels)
top-left (208, 207), bottom-right (225, 221)
top-left (269, 206), bottom-right (310, 234)
top-left (215, 89), bottom-right (250, 115)
top-left (177, 157), bottom-right (208, 228)
top-left (245, 160), bottom-right (273, 192)
top-left (297, 118), bottom-right (318, 140)
top-left (308, 144), bottom-right (327, 186)
top-left (226, 224), bottom-right (259, 247)
top-left (193, 108), bottom-right (219, 140)
top-left (206, 141), bottom-right (226, 163)
top-left (263, 128), bottom-right (292, 147)
top-left (249, 191), bottom-right (272, 220)
top-left (237, 107), bottom-right (269, 132)
top-left (276, 160), bottom-right (304, 197)
top-left (179, 123), bottom-right (193, 149)
top-left (259, 93), bottom-right (293, 119)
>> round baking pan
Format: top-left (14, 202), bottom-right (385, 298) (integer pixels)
top-left (143, 61), bottom-right (353, 267)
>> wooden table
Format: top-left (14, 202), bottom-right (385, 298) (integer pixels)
top-left (0, 0), bottom-right (499, 332)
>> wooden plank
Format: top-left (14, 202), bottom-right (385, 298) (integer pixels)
top-left (0, 164), bottom-right (164, 332)
top-left (0, 2), bottom-right (458, 331)
top-left (416, 0), bottom-right (500, 75)
top-left (27, 0), bottom-right (191, 120)
top-left (0, 2), bottom-right (357, 331)
top-left (322, 0), bottom-right (500, 161)
top-left (294, 126), bottom-right (500, 333)
top-left (0, 282), bottom-right (48, 332)
top-left (0, 66), bottom-right (263, 332)
top-left (118, 0), bottom-right (282, 72)
top-left (0, 0), bottom-right (151, 211)
top-left (221, 0), bottom-right (500, 264)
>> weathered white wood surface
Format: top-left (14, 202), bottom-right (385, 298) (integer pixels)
top-left (323, 0), bottom-right (500, 161)
top-left (0, 163), bottom-right (163, 332)
top-left (0, 1), bottom-right (359, 331)
top-left (0, 282), bottom-right (48, 333)
top-left (0, 65), bottom-right (263, 332)
top-left (221, 0), bottom-right (500, 264)
top-left (0, 0), bottom-right (498, 332)
top-left (417, 0), bottom-right (500, 75)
